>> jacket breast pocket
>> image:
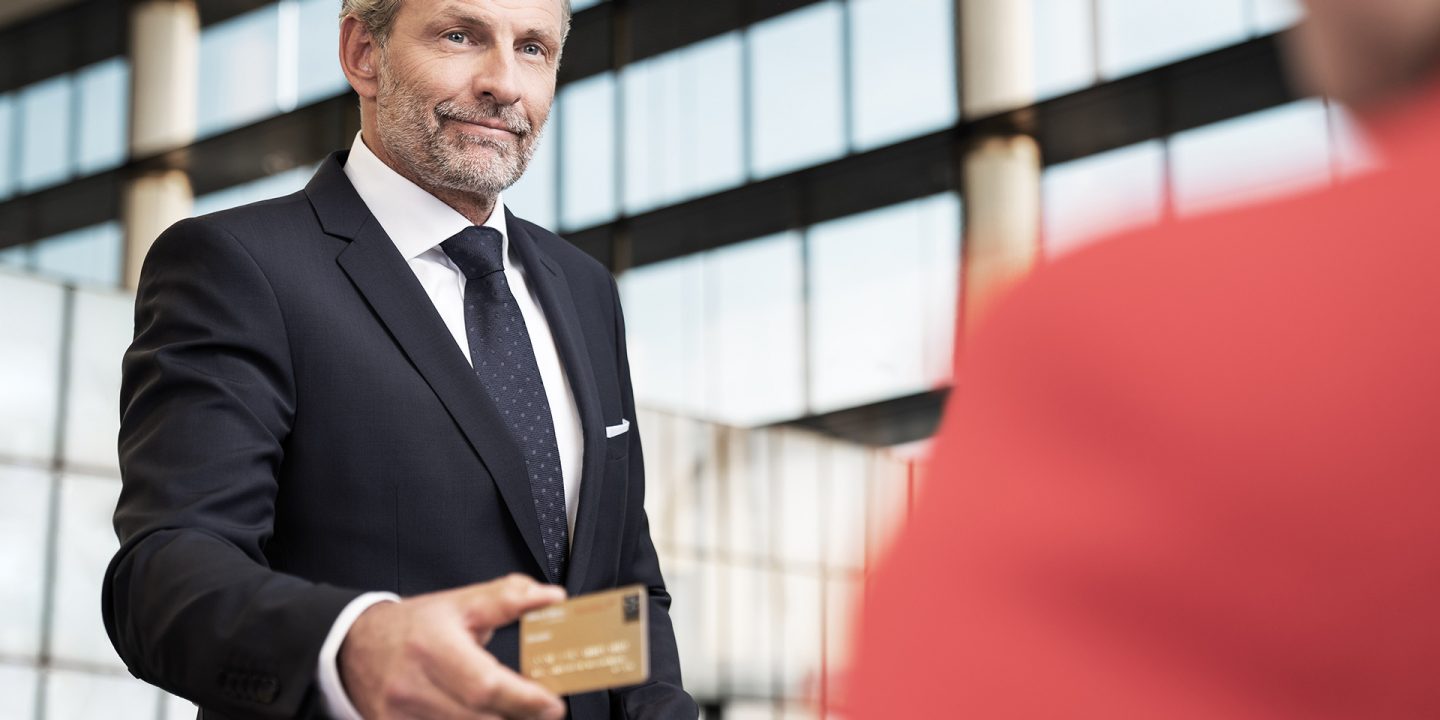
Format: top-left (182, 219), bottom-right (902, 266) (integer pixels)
top-left (604, 418), bottom-right (630, 460)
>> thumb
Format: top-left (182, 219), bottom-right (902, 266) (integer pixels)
top-left (459, 573), bottom-right (567, 632)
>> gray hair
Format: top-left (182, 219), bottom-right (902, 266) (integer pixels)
top-left (340, 0), bottom-right (572, 47)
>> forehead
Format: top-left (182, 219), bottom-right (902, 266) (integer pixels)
top-left (399, 0), bottom-right (565, 31)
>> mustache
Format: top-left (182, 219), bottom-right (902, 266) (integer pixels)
top-left (434, 100), bottom-right (532, 136)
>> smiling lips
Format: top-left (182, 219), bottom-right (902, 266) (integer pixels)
top-left (448, 117), bottom-right (521, 138)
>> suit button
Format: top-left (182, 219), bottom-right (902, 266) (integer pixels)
top-left (255, 677), bottom-right (280, 704)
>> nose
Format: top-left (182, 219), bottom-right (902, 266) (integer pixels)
top-left (473, 45), bottom-right (523, 107)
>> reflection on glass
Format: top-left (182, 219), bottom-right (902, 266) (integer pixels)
top-left (0, 665), bottom-right (37, 720)
top-left (32, 222), bottom-right (124, 287)
top-left (849, 0), bottom-right (957, 150)
top-left (1098, 0), bottom-right (1247, 78)
top-left (51, 474), bottom-right (126, 667)
top-left (64, 289), bottom-right (134, 474)
top-left (559, 73), bottom-right (617, 230)
top-left (46, 670), bottom-right (160, 720)
top-left (705, 232), bottom-right (805, 425)
top-left (1043, 140), bottom-right (1166, 258)
top-left (623, 33), bottom-right (745, 214)
top-left (1170, 99), bottom-right (1332, 217)
top-left (749, 2), bottom-right (847, 178)
top-left (296, 0), bottom-right (351, 105)
top-left (571, 0), bottom-right (603, 10)
top-left (1034, 0), bottom-right (1095, 99)
top-left (0, 274), bottom-right (65, 462)
top-left (198, 5), bottom-right (281, 137)
top-left (505, 107), bottom-right (559, 230)
top-left (0, 467), bottom-right (50, 658)
top-left (808, 194), bottom-right (961, 413)
top-left (18, 74), bottom-right (72, 192)
top-left (76, 59), bottom-right (130, 175)
top-left (620, 255), bottom-right (707, 417)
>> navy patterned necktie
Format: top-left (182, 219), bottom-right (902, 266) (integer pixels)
top-left (441, 225), bottom-right (568, 583)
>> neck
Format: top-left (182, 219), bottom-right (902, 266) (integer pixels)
top-left (360, 126), bottom-right (498, 226)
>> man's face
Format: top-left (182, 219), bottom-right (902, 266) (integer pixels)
top-left (1294, 0), bottom-right (1440, 109)
top-left (372, 0), bottom-right (564, 197)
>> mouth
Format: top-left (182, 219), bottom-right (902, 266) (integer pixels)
top-left (444, 116), bottom-right (522, 139)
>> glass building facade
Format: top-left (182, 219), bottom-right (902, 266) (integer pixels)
top-left (0, 0), bottom-right (1380, 717)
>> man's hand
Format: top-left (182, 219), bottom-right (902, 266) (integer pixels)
top-left (339, 573), bottom-right (567, 720)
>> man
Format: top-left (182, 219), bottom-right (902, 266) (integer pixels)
top-left (102, 0), bottom-right (696, 718)
top-left (847, 0), bottom-right (1440, 717)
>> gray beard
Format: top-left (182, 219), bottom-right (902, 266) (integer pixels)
top-left (375, 70), bottom-right (543, 199)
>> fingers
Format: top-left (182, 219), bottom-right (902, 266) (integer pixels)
top-left (422, 632), bottom-right (566, 720)
top-left (458, 573), bottom-right (566, 632)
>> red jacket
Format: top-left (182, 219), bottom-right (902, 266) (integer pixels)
top-left (846, 86), bottom-right (1440, 718)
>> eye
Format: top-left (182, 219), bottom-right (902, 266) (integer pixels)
top-left (446, 31), bottom-right (468, 44)
top-left (521, 42), bottom-right (546, 57)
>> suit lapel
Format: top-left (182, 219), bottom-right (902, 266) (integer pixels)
top-left (506, 212), bottom-right (608, 595)
top-left (307, 155), bottom-right (551, 579)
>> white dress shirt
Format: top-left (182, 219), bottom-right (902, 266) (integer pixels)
top-left (316, 133), bottom-right (585, 719)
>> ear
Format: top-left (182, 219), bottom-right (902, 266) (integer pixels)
top-left (339, 15), bottom-right (381, 100)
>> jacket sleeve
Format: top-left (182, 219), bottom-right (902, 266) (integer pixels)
top-left (606, 276), bottom-right (700, 719)
top-left (102, 218), bottom-right (361, 717)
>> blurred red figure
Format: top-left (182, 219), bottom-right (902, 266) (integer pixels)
top-left (846, 1), bottom-right (1440, 717)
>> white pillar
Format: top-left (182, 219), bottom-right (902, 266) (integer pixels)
top-left (124, 0), bottom-right (199, 289)
top-left (956, 0), bottom-right (1041, 337)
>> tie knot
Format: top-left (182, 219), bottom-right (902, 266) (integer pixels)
top-left (440, 226), bottom-right (505, 280)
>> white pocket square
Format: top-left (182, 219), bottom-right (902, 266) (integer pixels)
top-left (606, 419), bottom-right (631, 438)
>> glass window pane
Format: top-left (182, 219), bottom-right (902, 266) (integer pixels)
top-left (1098, 0), bottom-right (1247, 78)
top-left (0, 665), bottom-right (37, 720)
top-left (165, 693), bottom-right (199, 720)
top-left (0, 273), bottom-right (65, 462)
top-left (849, 0), bottom-right (957, 150)
top-left (1171, 99), bottom-right (1332, 217)
top-left (619, 255), bottom-right (707, 417)
top-left (45, 669), bottom-right (160, 720)
top-left (50, 473), bottom-right (126, 667)
top-left (721, 428), bottom-right (773, 561)
top-left (192, 165), bottom-right (315, 217)
top-left (777, 571), bottom-right (822, 700)
top-left (808, 194), bottom-right (960, 413)
top-left (572, 0), bottom-right (603, 10)
top-left (1043, 140), bottom-right (1166, 258)
top-left (64, 288), bottom-right (134, 474)
top-left (198, 5), bottom-right (281, 137)
top-left (76, 59), bottom-right (130, 175)
top-left (723, 563), bottom-right (776, 698)
top-left (1034, 0), bottom-right (1095, 99)
top-left (749, 2), bottom-right (847, 178)
top-left (824, 443), bottom-right (869, 571)
top-left (623, 33), bottom-right (745, 214)
top-left (18, 74), bottom-right (73, 192)
top-left (1252, 0), bottom-right (1304, 33)
top-left (504, 108), bottom-right (559, 230)
top-left (0, 244), bottom-right (26, 268)
top-left (705, 232), bottom-right (805, 425)
top-left (0, 467), bottom-right (51, 658)
top-left (558, 73), bottom-right (617, 230)
top-left (296, 0), bottom-right (350, 104)
top-left (32, 222), bottom-right (124, 287)
top-left (0, 95), bottom-right (15, 199)
top-left (776, 431), bottom-right (822, 567)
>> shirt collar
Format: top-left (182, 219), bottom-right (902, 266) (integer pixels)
top-left (342, 132), bottom-right (509, 265)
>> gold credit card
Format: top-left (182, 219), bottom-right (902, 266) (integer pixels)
top-left (520, 584), bottom-right (650, 696)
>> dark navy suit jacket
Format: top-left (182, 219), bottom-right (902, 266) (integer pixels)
top-left (102, 152), bottom-right (695, 719)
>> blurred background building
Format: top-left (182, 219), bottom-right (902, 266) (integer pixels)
top-left (0, 0), bottom-right (1377, 717)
